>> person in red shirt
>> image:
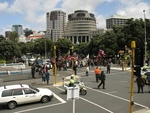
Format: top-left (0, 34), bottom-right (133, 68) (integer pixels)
top-left (94, 67), bottom-right (101, 82)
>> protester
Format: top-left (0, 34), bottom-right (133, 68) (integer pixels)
top-left (106, 63), bottom-right (111, 74)
top-left (73, 65), bottom-right (77, 75)
top-left (94, 67), bottom-right (101, 83)
top-left (45, 69), bottom-right (50, 85)
top-left (136, 76), bottom-right (145, 93)
top-left (97, 71), bottom-right (106, 89)
top-left (31, 64), bottom-right (36, 79)
top-left (86, 65), bottom-right (90, 76)
top-left (41, 66), bottom-right (46, 84)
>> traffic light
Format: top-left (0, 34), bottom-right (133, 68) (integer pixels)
top-left (56, 49), bottom-right (61, 57)
top-left (134, 66), bottom-right (141, 77)
top-left (70, 48), bottom-right (73, 56)
top-left (135, 48), bottom-right (144, 67)
top-left (58, 50), bottom-right (61, 57)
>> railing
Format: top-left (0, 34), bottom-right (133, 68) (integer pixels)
top-left (0, 63), bottom-right (28, 76)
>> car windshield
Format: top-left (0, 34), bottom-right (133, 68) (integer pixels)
top-left (29, 85), bottom-right (39, 92)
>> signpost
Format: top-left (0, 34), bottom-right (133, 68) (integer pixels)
top-left (67, 86), bottom-right (79, 113)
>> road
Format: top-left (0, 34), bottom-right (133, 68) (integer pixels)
top-left (0, 66), bottom-right (150, 113)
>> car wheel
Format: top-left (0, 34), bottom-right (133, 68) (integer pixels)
top-left (7, 101), bottom-right (17, 109)
top-left (41, 96), bottom-right (49, 103)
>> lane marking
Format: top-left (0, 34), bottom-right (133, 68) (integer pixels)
top-left (107, 91), bottom-right (117, 94)
top-left (53, 92), bottom-right (66, 103)
top-left (56, 87), bottom-right (114, 113)
top-left (85, 86), bottom-right (149, 109)
top-left (80, 97), bottom-right (113, 113)
top-left (14, 92), bottom-right (66, 113)
top-left (14, 103), bottom-right (64, 113)
top-left (119, 81), bottom-right (128, 83)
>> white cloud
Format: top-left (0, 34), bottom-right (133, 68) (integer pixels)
top-left (96, 15), bottom-right (106, 28)
top-left (117, 1), bottom-right (150, 19)
top-left (0, 2), bottom-right (8, 13)
top-left (61, 0), bottom-right (103, 13)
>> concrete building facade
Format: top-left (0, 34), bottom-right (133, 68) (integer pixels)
top-left (65, 10), bottom-right (97, 44)
top-left (12, 25), bottom-right (23, 37)
top-left (106, 14), bottom-right (128, 29)
top-left (46, 10), bottom-right (66, 42)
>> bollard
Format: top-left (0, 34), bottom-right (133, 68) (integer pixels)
top-left (62, 77), bottom-right (65, 86)
top-left (21, 68), bottom-right (22, 74)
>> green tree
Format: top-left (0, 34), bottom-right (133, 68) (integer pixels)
top-left (54, 38), bottom-right (72, 56)
top-left (9, 31), bottom-right (19, 43)
top-left (74, 42), bottom-right (89, 58)
top-left (0, 40), bottom-right (21, 61)
top-left (0, 35), bottom-right (6, 42)
top-left (17, 42), bottom-right (30, 55)
top-left (33, 38), bottom-right (53, 57)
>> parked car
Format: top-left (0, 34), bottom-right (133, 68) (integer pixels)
top-left (0, 84), bottom-right (53, 109)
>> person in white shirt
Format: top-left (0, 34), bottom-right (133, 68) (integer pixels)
top-left (86, 66), bottom-right (90, 76)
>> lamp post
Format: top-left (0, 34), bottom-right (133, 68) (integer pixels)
top-left (143, 10), bottom-right (147, 64)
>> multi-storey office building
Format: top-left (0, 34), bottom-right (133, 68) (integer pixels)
top-left (46, 10), bottom-right (66, 42)
top-left (5, 31), bottom-right (12, 40)
top-left (65, 10), bottom-right (97, 44)
top-left (12, 25), bottom-right (23, 37)
top-left (106, 14), bottom-right (128, 29)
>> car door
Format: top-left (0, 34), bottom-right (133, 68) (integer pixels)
top-left (11, 89), bottom-right (25, 104)
top-left (23, 88), bottom-right (40, 103)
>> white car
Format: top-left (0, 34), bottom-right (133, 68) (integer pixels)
top-left (0, 84), bottom-right (53, 109)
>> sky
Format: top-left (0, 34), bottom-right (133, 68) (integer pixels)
top-left (0, 0), bottom-right (150, 36)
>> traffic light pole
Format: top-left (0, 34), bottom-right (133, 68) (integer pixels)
top-left (54, 46), bottom-right (57, 85)
top-left (130, 41), bottom-right (136, 113)
top-left (72, 46), bottom-right (74, 74)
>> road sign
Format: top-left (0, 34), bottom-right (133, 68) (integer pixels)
top-left (67, 86), bottom-right (79, 100)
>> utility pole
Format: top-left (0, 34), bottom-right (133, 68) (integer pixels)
top-left (143, 10), bottom-right (147, 64)
top-left (71, 46), bottom-right (74, 74)
top-left (54, 46), bottom-right (57, 84)
top-left (130, 41), bottom-right (136, 113)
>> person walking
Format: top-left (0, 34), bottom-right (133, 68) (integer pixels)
top-left (31, 64), bottom-right (36, 79)
top-left (86, 65), bottom-right (90, 76)
top-left (97, 71), bottom-right (106, 89)
top-left (136, 76), bottom-right (145, 93)
top-left (94, 67), bottom-right (101, 83)
top-left (41, 66), bottom-right (46, 84)
top-left (73, 65), bottom-right (77, 75)
top-left (45, 69), bottom-right (50, 85)
top-left (106, 63), bottom-right (111, 74)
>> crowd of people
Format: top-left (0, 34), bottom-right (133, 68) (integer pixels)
top-left (30, 57), bottom-right (147, 93)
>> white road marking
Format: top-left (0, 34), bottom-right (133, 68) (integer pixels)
top-left (14, 103), bottom-right (64, 113)
top-left (53, 93), bottom-right (66, 103)
top-left (85, 86), bottom-right (149, 109)
top-left (107, 91), bottom-right (117, 94)
top-left (14, 92), bottom-right (66, 113)
top-left (80, 97), bottom-right (113, 113)
top-left (119, 81), bottom-right (128, 83)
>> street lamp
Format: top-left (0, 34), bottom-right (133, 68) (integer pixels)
top-left (143, 10), bottom-right (147, 64)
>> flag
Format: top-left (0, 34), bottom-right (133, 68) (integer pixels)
top-left (98, 49), bottom-right (105, 57)
top-left (86, 54), bottom-right (89, 59)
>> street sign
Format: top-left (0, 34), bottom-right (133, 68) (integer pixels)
top-left (67, 86), bottom-right (79, 100)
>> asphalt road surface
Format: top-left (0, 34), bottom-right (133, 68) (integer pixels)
top-left (0, 67), bottom-right (150, 113)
